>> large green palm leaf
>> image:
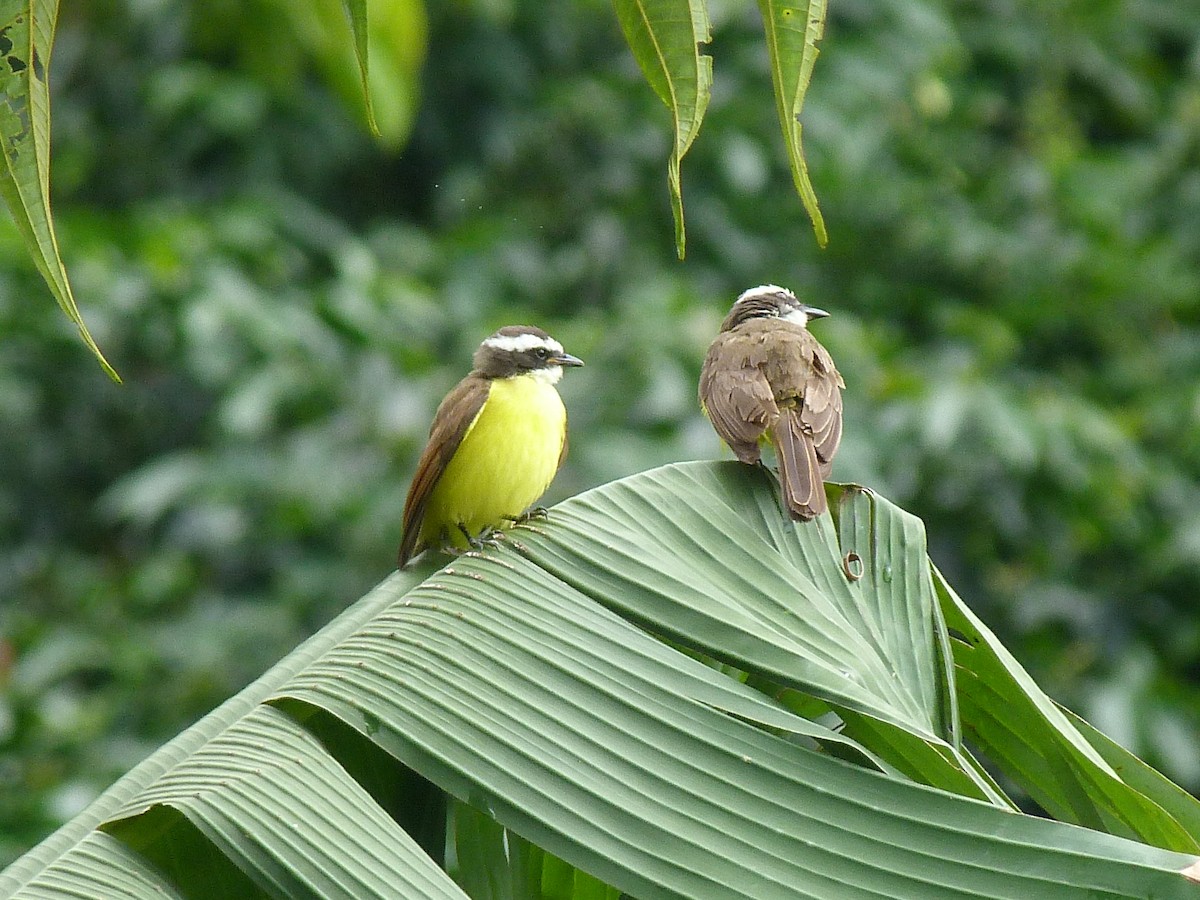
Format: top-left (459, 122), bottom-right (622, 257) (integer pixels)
top-left (3, 462), bottom-right (1198, 899)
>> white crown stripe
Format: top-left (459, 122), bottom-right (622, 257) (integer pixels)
top-left (483, 333), bottom-right (564, 355)
top-left (735, 284), bottom-right (792, 304)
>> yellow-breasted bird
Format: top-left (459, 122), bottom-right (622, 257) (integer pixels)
top-left (397, 325), bottom-right (583, 567)
top-left (698, 285), bottom-right (844, 520)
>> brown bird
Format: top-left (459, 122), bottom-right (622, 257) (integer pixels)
top-left (699, 285), bottom-right (844, 520)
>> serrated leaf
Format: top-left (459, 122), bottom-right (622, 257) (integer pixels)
top-left (0, 0), bottom-right (119, 380)
top-left (614, 0), bottom-right (712, 259)
top-left (757, 0), bottom-right (828, 247)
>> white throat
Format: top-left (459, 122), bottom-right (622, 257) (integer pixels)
top-left (781, 308), bottom-right (810, 327)
top-left (527, 366), bottom-right (564, 385)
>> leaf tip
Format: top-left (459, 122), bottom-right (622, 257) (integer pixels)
top-left (364, 99), bottom-right (383, 140)
top-left (668, 157), bottom-right (686, 259)
top-left (85, 333), bottom-right (123, 383)
top-left (812, 210), bottom-right (828, 248)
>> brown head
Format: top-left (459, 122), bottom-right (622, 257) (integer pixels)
top-left (720, 284), bottom-right (830, 333)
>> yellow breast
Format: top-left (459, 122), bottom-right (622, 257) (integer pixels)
top-left (420, 373), bottom-right (567, 548)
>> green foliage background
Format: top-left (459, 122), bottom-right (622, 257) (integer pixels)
top-left (3, 0), bottom-right (1200, 865)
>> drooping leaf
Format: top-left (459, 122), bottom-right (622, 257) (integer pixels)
top-left (0, 0), bottom-right (119, 379)
top-left (0, 570), bottom-right (429, 898)
top-left (340, 0), bottom-right (380, 137)
top-left (756, 0), bottom-right (828, 246)
top-left (270, 0), bottom-right (426, 148)
top-left (614, 0), bottom-right (712, 258)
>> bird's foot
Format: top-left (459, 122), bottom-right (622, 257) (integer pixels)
top-left (476, 527), bottom-right (506, 550)
top-left (467, 524), bottom-right (506, 552)
top-left (512, 506), bottom-right (550, 525)
top-left (444, 524), bottom-right (505, 556)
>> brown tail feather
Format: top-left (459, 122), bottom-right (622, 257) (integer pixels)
top-left (397, 527), bottom-right (423, 568)
top-left (771, 408), bottom-right (826, 520)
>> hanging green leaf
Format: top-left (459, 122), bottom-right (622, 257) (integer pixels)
top-left (757, 0), bottom-right (828, 246)
top-left (272, 0), bottom-right (425, 148)
top-left (0, 0), bottom-right (119, 380)
top-left (340, 0), bottom-right (381, 137)
top-left (3, 832), bottom-right (183, 899)
top-left (614, 0), bottom-right (712, 259)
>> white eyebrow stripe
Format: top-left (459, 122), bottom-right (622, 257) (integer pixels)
top-left (736, 284), bottom-right (792, 304)
top-left (483, 333), bottom-right (564, 355)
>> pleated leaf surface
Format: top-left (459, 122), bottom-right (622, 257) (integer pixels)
top-left (4, 462), bottom-right (1199, 900)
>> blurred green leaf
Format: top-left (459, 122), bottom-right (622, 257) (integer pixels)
top-left (268, 0), bottom-right (426, 148)
top-left (0, 0), bottom-right (118, 379)
top-left (340, 0), bottom-right (381, 138)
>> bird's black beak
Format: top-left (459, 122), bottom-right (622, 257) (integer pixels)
top-left (803, 305), bottom-right (830, 320)
top-left (552, 352), bottom-right (584, 367)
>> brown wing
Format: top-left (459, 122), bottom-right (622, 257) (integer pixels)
top-left (799, 341), bottom-right (844, 478)
top-left (698, 331), bottom-right (779, 464)
top-left (751, 321), bottom-right (845, 518)
top-left (397, 376), bottom-right (489, 567)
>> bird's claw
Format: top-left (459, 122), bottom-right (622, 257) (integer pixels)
top-left (474, 528), bottom-right (505, 550)
top-left (446, 524), bottom-right (505, 556)
top-left (513, 506), bottom-right (550, 525)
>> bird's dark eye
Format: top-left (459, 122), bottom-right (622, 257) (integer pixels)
top-left (533, 347), bottom-right (549, 359)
